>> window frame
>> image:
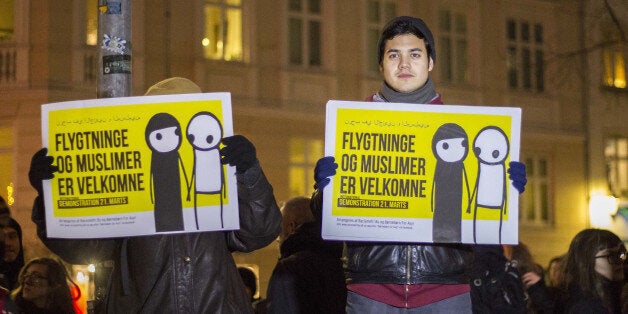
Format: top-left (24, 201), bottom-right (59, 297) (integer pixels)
top-left (519, 154), bottom-right (553, 226)
top-left (438, 9), bottom-right (468, 84)
top-left (605, 137), bottom-right (628, 198)
top-left (201, 0), bottom-right (244, 62)
top-left (506, 19), bottom-right (545, 93)
top-left (287, 0), bottom-right (324, 68)
top-left (288, 137), bottom-right (324, 197)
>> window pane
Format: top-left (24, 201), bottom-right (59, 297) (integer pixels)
top-left (618, 139), bottom-right (627, 157)
top-left (536, 50), bottom-right (544, 91)
top-left (534, 24), bottom-right (543, 43)
top-left (522, 48), bottom-right (531, 89)
top-left (525, 157), bottom-right (534, 175)
top-left (367, 0), bottom-right (380, 22)
top-left (614, 51), bottom-right (626, 88)
top-left (0, 0), bottom-right (14, 41)
top-left (540, 183), bottom-right (548, 220)
top-left (85, 0), bottom-right (98, 45)
top-left (368, 29), bottom-right (380, 72)
top-left (290, 138), bottom-right (305, 163)
top-left (203, 6), bottom-right (223, 59)
top-left (526, 186), bottom-right (535, 220)
top-left (521, 22), bottom-right (529, 42)
top-left (308, 139), bottom-right (324, 162)
top-left (225, 8), bottom-right (242, 61)
top-left (289, 0), bottom-right (301, 12)
top-left (308, 0), bottom-right (321, 14)
top-left (455, 13), bottom-right (466, 34)
top-left (603, 48), bottom-right (615, 86)
top-left (456, 39), bottom-right (467, 82)
top-left (507, 20), bottom-right (516, 41)
top-left (226, 0), bottom-right (241, 5)
top-left (289, 18), bottom-right (303, 65)
top-left (384, 2), bottom-right (396, 21)
top-left (309, 20), bottom-right (321, 66)
top-left (440, 11), bottom-right (451, 32)
top-left (440, 38), bottom-right (452, 81)
top-left (289, 168), bottom-right (306, 196)
top-left (508, 46), bottom-right (518, 88)
top-left (539, 159), bottom-right (547, 176)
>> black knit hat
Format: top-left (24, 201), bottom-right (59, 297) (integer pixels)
top-left (377, 16), bottom-right (436, 65)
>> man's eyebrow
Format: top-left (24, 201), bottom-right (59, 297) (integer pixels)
top-left (385, 48), bottom-right (423, 54)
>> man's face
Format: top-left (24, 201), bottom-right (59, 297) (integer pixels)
top-left (380, 34), bottom-right (434, 93)
top-left (3, 227), bottom-right (19, 263)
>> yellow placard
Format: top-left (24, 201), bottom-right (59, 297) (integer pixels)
top-left (322, 100), bottom-right (521, 244)
top-left (41, 93), bottom-right (238, 238)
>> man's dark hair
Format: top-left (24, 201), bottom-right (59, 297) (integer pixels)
top-left (377, 16), bottom-right (436, 65)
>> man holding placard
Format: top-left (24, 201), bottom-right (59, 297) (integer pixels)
top-left (29, 77), bottom-right (282, 313)
top-left (315, 16), bottom-right (527, 312)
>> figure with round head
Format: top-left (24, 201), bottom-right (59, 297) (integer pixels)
top-left (431, 123), bottom-right (470, 242)
top-left (145, 112), bottom-right (188, 232)
top-left (186, 111), bottom-right (224, 229)
top-left (471, 126), bottom-right (509, 243)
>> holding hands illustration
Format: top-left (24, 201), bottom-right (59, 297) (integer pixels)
top-left (220, 135), bottom-right (257, 173)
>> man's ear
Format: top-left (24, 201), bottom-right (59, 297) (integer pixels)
top-left (428, 57), bottom-right (434, 72)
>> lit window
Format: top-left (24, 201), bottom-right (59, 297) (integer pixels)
top-left (605, 137), bottom-right (628, 198)
top-left (519, 155), bottom-right (551, 225)
top-left (0, 127), bottom-right (13, 205)
top-left (85, 0), bottom-right (98, 45)
top-left (365, 0), bottom-right (396, 72)
top-left (289, 138), bottom-right (323, 197)
top-left (288, 0), bottom-right (323, 67)
top-left (506, 19), bottom-right (544, 92)
top-left (202, 0), bottom-right (243, 61)
top-left (602, 37), bottom-right (627, 89)
top-left (0, 0), bottom-right (14, 41)
top-left (439, 10), bottom-right (468, 83)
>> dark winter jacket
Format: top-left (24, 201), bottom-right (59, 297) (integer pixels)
top-left (32, 163), bottom-right (281, 313)
top-left (346, 92), bottom-right (473, 286)
top-left (555, 280), bottom-right (622, 314)
top-left (266, 221), bottom-right (346, 314)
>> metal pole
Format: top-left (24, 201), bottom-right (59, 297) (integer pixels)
top-left (97, 0), bottom-right (132, 98)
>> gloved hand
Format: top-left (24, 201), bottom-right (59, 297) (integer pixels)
top-left (29, 148), bottom-right (58, 195)
top-left (220, 135), bottom-right (257, 173)
top-left (507, 161), bottom-right (527, 194)
top-left (314, 156), bottom-right (338, 190)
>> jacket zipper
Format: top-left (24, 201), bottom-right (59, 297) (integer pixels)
top-left (405, 244), bottom-right (411, 308)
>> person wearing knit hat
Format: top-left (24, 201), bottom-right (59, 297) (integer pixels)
top-left (313, 16), bottom-right (528, 312)
top-left (28, 77), bottom-right (282, 313)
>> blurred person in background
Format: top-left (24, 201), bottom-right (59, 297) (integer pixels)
top-left (556, 228), bottom-right (625, 313)
top-left (265, 194), bottom-right (346, 313)
top-left (0, 216), bottom-right (24, 290)
top-left (11, 257), bottom-right (79, 314)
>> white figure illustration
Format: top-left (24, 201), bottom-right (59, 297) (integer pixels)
top-left (471, 126), bottom-right (509, 243)
top-left (186, 112), bottom-right (224, 229)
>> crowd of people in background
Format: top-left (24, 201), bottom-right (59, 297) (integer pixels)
top-left (1, 14), bottom-right (627, 314)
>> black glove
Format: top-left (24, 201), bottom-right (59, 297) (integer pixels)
top-left (220, 135), bottom-right (257, 173)
top-left (29, 148), bottom-right (58, 195)
top-left (314, 156), bottom-right (338, 190)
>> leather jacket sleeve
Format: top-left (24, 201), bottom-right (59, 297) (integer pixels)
top-left (31, 195), bottom-right (119, 264)
top-left (226, 161), bottom-right (281, 252)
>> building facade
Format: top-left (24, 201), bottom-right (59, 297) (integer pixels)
top-left (1, 0), bottom-right (626, 301)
